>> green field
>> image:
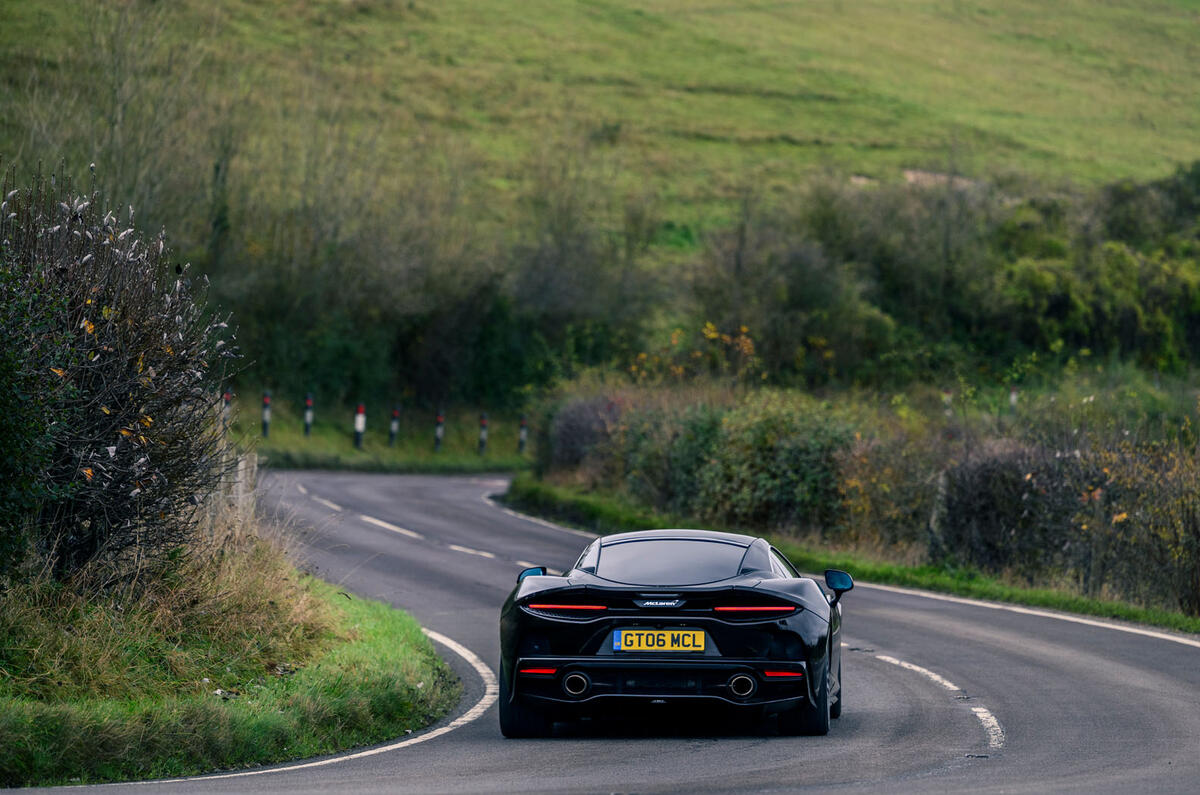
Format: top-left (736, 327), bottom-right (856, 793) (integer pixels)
top-left (4, 0), bottom-right (1199, 222)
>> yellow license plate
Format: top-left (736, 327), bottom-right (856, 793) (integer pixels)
top-left (613, 629), bottom-right (705, 652)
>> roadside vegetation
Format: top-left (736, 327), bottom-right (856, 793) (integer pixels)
top-left (234, 400), bottom-right (531, 473)
top-left (512, 368), bottom-right (1200, 633)
top-left (4, 6), bottom-right (1200, 761)
top-left (0, 526), bottom-right (459, 787)
top-left (4, 1), bottom-right (1200, 413)
top-left (0, 172), bottom-right (457, 786)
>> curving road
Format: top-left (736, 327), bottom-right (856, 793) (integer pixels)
top-left (88, 471), bottom-right (1200, 794)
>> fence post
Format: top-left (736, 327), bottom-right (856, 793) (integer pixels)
top-left (304, 393), bottom-right (314, 437)
top-left (519, 413), bottom-right (528, 453)
top-left (478, 412), bottom-right (488, 455)
top-left (261, 391), bottom-right (271, 438)
top-left (354, 403), bottom-right (366, 449)
top-left (435, 409), bottom-right (445, 452)
top-left (389, 404), bottom-right (400, 446)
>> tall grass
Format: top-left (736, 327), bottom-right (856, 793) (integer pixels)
top-left (0, 507), bottom-right (460, 786)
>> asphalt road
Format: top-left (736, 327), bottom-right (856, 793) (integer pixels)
top-left (84, 471), bottom-right (1200, 794)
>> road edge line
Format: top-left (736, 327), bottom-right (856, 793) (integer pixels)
top-left (483, 494), bottom-right (598, 539)
top-left (482, 493), bottom-right (1200, 650)
top-left (860, 581), bottom-right (1200, 650)
top-left (106, 629), bottom-right (498, 786)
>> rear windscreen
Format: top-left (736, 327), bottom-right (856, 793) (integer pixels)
top-left (594, 539), bottom-right (748, 585)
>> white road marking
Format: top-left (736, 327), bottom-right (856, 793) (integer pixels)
top-left (972, 706), bottom-right (1006, 749)
top-left (483, 495), bottom-right (598, 539)
top-left (359, 514), bottom-right (424, 540)
top-left (312, 496), bottom-right (342, 512)
top-left (874, 653), bottom-right (1004, 750)
top-left (860, 581), bottom-right (1200, 651)
top-left (487, 494), bottom-right (1200, 651)
top-left (516, 560), bottom-right (537, 569)
top-left (296, 483), bottom-right (308, 495)
top-left (113, 629), bottom-right (498, 784)
top-left (875, 654), bottom-right (962, 691)
top-left (449, 544), bottom-right (496, 559)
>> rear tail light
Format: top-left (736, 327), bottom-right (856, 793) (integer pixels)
top-left (518, 667), bottom-right (557, 675)
top-left (762, 670), bottom-right (804, 678)
top-left (525, 603), bottom-right (607, 611)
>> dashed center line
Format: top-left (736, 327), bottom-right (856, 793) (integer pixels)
top-left (874, 653), bottom-right (1004, 750)
top-left (972, 706), bottom-right (1006, 749)
top-left (516, 560), bottom-right (537, 569)
top-left (359, 514), bottom-right (424, 539)
top-left (296, 483), bottom-right (308, 495)
top-left (449, 544), bottom-right (496, 559)
top-left (876, 654), bottom-right (962, 691)
top-left (312, 496), bottom-right (342, 512)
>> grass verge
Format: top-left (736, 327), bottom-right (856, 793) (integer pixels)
top-left (232, 402), bottom-right (531, 474)
top-left (0, 538), bottom-right (460, 787)
top-left (503, 473), bottom-right (1200, 636)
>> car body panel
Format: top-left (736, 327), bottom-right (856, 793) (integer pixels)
top-left (499, 529), bottom-right (848, 730)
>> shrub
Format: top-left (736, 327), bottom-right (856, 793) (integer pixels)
top-left (694, 393), bottom-right (852, 532)
top-left (621, 403), bottom-right (724, 516)
top-left (0, 168), bottom-right (237, 582)
top-left (545, 393), bottom-right (623, 471)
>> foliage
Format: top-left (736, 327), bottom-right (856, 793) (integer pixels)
top-left (0, 533), bottom-right (459, 786)
top-left (504, 471), bottom-right (1200, 635)
top-left (0, 167), bottom-right (237, 582)
top-left (6, 1), bottom-right (1200, 410)
top-left (531, 375), bottom-right (1200, 616)
top-left (691, 393), bottom-right (852, 531)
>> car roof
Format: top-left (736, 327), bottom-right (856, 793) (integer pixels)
top-left (597, 528), bottom-right (759, 547)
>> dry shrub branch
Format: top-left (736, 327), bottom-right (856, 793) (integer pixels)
top-left (0, 165), bottom-right (238, 584)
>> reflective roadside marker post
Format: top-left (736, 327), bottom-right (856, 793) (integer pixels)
top-left (304, 393), bottom-right (314, 437)
top-left (1009, 386), bottom-right (1019, 414)
top-left (354, 403), bottom-right (366, 450)
top-left (261, 391), bottom-right (271, 438)
top-left (519, 414), bottom-right (528, 453)
top-left (478, 412), bottom-right (488, 455)
top-left (389, 405), bottom-right (400, 446)
top-left (434, 410), bottom-right (445, 452)
top-left (222, 389), bottom-right (232, 427)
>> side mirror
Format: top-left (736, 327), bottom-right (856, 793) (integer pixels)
top-left (824, 569), bottom-right (854, 604)
top-left (517, 566), bottom-right (547, 583)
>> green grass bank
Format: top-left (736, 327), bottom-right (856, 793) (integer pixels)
top-left (504, 473), bottom-right (1200, 637)
top-left (232, 401), bottom-right (532, 474)
top-left (0, 537), bottom-right (460, 787)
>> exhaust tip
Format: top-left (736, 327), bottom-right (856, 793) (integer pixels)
top-left (563, 672), bottom-right (591, 697)
top-left (728, 674), bottom-right (756, 698)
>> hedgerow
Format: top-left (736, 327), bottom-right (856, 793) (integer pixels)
top-left (0, 167), bottom-right (237, 583)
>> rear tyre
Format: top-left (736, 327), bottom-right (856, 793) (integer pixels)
top-left (830, 658), bottom-right (843, 719)
top-left (779, 661), bottom-right (830, 736)
top-left (498, 666), bottom-right (552, 738)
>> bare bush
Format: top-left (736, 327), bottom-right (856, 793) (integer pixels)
top-left (0, 167), bottom-right (238, 583)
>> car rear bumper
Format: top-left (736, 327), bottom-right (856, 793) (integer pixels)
top-left (512, 656), bottom-right (810, 710)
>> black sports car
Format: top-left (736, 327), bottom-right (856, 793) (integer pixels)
top-left (499, 528), bottom-right (853, 737)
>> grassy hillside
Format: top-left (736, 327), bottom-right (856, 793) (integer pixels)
top-left (4, 0), bottom-right (1200, 219)
top-left (5, 0), bottom-right (1199, 409)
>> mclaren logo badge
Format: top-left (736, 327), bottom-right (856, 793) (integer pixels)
top-left (635, 598), bottom-right (684, 608)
